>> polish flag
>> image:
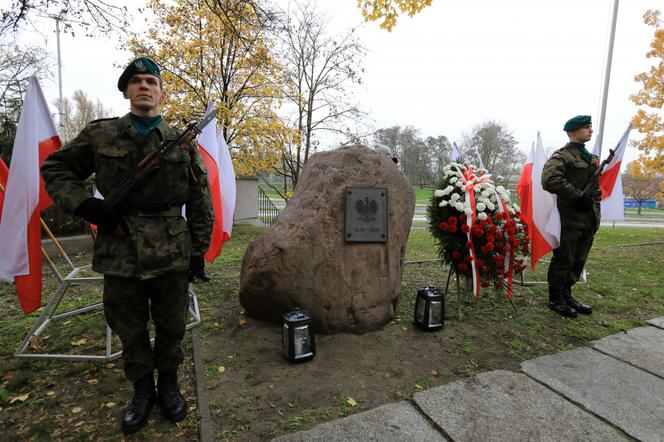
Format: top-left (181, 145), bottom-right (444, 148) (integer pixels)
top-left (0, 77), bottom-right (61, 314)
top-left (0, 158), bottom-right (9, 214)
top-left (196, 103), bottom-right (235, 262)
top-left (516, 142), bottom-right (534, 240)
top-left (516, 133), bottom-right (560, 270)
top-left (599, 124), bottom-right (631, 200)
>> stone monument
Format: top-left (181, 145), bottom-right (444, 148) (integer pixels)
top-left (239, 145), bottom-right (415, 333)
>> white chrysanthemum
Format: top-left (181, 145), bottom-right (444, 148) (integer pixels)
top-left (450, 193), bottom-right (459, 202)
top-left (486, 202), bottom-right (495, 211)
top-left (476, 203), bottom-right (486, 212)
top-left (442, 186), bottom-right (455, 195)
top-left (434, 189), bottom-right (445, 197)
top-left (496, 186), bottom-right (506, 193)
top-left (439, 200), bottom-right (448, 207)
top-left (443, 165), bottom-right (452, 172)
top-left (508, 208), bottom-right (516, 215)
top-left (456, 181), bottom-right (465, 189)
top-left (495, 175), bottom-right (505, 182)
top-left (477, 212), bottom-right (488, 221)
top-left (489, 194), bottom-right (497, 202)
top-left (449, 177), bottom-right (458, 184)
top-left (455, 202), bottom-right (465, 211)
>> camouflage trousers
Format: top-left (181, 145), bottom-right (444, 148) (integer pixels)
top-left (103, 271), bottom-right (189, 382)
top-left (547, 227), bottom-right (596, 295)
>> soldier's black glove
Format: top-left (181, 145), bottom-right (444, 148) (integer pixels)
top-left (74, 197), bottom-right (123, 231)
top-left (578, 194), bottom-right (596, 211)
top-left (188, 255), bottom-right (210, 282)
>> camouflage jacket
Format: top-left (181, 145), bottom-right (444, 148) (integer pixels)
top-left (541, 142), bottom-right (600, 231)
top-left (41, 114), bottom-right (214, 279)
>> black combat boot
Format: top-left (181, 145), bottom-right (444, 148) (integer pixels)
top-left (158, 371), bottom-right (187, 422)
top-left (122, 373), bottom-right (156, 435)
top-left (548, 288), bottom-right (577, 318)
top-left (564, 284), bottom-right (592, 315)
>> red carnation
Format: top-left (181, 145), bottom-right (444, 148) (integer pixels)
top-left (477, 259), bottom-right (485, 267)
top-left (464, 255), bottom-right (473, 263)
top-left (451, 251), bottom-right (461, 260)
top-left (439, 222), bottom-right (449, 232)
top-left (448, 224), bottom-right (458, 233)
top-left (502, 245), bottom-right (510, 253)
top-left (489, 225), bottom-right (497, 234)
top-left (495, 212), bottom-right (504, 220)
top-left (486, 215), bottom-right (493, 224)
top-left (461, 224), bottom-right (470, 233)
top-left (473, 227), bottom-right (483, 237)
top-left (458, 263), bottom-right (468, 272)
top-left (460, 214), bottom-right (467, 222)
top-left (495, 241), bottom-right (504, 249)
top-left (465, 241), bottom-right (473, 249)
top-left (487, 234), bottom-right (495, 243)
top-left (448, 216), bottom-right (458, 225)
top-left (495, 231), bottom-right (503, 239)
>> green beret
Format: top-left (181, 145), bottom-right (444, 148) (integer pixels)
top-left (563, 115), bottom-right (592, 132)
top-left (117, 57), bottom-right (161, 91)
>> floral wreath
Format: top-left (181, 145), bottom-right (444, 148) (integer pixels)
top-left (427, 163), bottom-right (529, 299)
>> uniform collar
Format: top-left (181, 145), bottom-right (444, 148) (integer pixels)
top-left (119, 112), bottom-right (169, 139)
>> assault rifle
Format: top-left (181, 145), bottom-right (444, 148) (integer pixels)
top-left (581, 147), bottom-right (615, 198)
top-left (103, 108), bottom-right (217, 211)
top-left (103, 108), bottom-right (217, 236)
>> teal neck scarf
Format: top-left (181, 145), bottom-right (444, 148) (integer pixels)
top-left (129, 113), bottom-right (162, 136)
top-left (570, 142), bottom-right (591, 161)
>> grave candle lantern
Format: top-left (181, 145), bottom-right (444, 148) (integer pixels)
top-left (282, 308), bottom-right (316, 362)
top-left (414, 286), bottom-right (445, 331)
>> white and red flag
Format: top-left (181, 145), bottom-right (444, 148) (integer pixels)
top-left (0, 77), bottom-right (61, 314)
top-left (599, 124), bottom-right (631, 221)
top-left (197, 103), bottom-right (235, 262)
top-left (599, 124), bottom-right (631, 200)
top-left (516, 133), bottom-right (560, 270)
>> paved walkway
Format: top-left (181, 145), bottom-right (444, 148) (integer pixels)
top-left (270, 317), bottom-right (664, 442)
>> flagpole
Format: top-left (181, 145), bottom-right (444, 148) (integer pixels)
top-left (596, 0), bottom-right (620, 158)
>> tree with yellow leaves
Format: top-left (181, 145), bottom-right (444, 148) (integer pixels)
top-left (630, 9), bottom-right (664, 175)
top-left (622, 158), bottom-right (663, 215)
top-left (125, 0), bottom-right (292, 176)
top-left (357, 0), bottom-right (433, 31)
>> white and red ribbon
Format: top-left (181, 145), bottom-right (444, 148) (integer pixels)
top-left (460, 165), bottom-right (491, 300)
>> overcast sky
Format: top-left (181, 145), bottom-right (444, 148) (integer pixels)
top-left (11, 0), bottom-right (662, 168)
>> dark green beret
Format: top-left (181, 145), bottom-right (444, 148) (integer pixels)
top-left (563, 115), bottom-right (592, 132)
top-left (117, 57), bottom-right (161, 91)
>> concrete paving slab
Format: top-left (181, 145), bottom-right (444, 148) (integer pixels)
top-left (522, 347), bottom-right (664, 441)
top-left (413, 370), bottom-right (627, 442)
top-left (592, 326), bottom-right (664, 377)
top-left (271, 402), bottom-right (445, 442)
top-left (647, 317), bottom-right (664, 329)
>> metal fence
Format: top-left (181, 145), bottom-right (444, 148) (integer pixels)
top-left (259, 186), bottom-right (280, 226)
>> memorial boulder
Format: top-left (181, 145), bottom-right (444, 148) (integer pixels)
top-left (239, 145), bottom-right (415, 333)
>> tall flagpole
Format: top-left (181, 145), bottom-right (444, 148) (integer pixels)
top-left (596, 0), bottom-right (620, 158)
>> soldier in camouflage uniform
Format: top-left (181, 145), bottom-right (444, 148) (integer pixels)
top-left (541, 115), bottom-right (599, 318)
top-left (41, 57), bottom-right (213, 434)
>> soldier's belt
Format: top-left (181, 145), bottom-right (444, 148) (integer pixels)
top-left (122, 207), bottom-right (183, 217)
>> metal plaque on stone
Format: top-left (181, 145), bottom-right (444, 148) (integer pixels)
top-left (345, 187), bottom-right (387, 243)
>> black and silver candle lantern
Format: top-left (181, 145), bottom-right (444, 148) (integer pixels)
top-left (282, 308), bottom-right (316, 362)
top-left (414, 286), bottom-right (445, 331)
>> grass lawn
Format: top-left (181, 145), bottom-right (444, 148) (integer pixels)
top-left (1, 225), bottom-right (663, 440)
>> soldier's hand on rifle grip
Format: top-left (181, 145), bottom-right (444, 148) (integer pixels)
top-left (188, 255), bottom-right (210, 282)
top-left (74, 197), bottom-right (126, 235)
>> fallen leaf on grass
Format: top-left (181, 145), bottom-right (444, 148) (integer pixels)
top-left (87, 379), bottom-right (98, 385)
top-left (71, 339), bottom-right (87, 346)
top-left (75, 421), bottom-right (84, 427)
top-left (105, 402), bottom-right (116, 408)
top-left (414, 384), bottom-right (423, 390)
top-left (9, 393), bottom-right (29, 404)
top-left (401, 326), bottom-right (407, 331)
top-left (431, 369), bottom-right (440, 377)
top-left (46, 391), bottom-right (56, 397)
top-left (71, 406), bottom-right (82, 413)
top-left (217, 366), bottom-right (226, 374)
top-left (346, 397), bottom-right (357, 407)
top-left (238, 319), bottom-right (247, 326)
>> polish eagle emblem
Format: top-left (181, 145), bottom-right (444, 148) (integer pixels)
top-left (356, 196), bottom-right (378, 223)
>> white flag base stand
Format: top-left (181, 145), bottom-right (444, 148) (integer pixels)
top-left (517, 257), bottom-right (588, 286)
top-left (15, 261), bottom-right (202, 362)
